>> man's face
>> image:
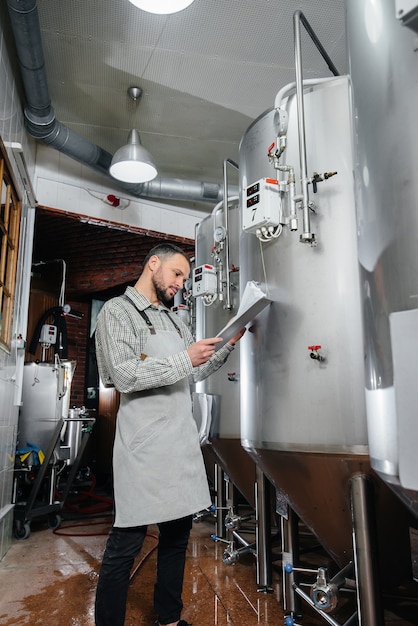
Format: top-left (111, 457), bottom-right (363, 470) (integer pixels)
top-left (152, 253), bottom-right (190, 307)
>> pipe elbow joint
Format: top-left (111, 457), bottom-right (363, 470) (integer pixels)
top-left (25, 105), bottom-right (57, 139)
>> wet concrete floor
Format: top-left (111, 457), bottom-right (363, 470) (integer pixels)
top-left (0, 516), bottom-right (417, 625)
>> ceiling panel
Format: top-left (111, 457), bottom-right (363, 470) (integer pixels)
top-left (34, 0), bottom-right (347, 188)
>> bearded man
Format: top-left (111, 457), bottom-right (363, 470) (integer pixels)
top-left (94, 242), bottom-right (244, 626)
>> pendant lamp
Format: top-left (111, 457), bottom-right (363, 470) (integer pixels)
top-left (109, 87), bottom-right (158, 184)
top-left (128, 0), bottom-right (195, 15)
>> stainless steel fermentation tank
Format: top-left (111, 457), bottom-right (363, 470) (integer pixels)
top-left (194, 198), bottom-right (258, 509)
top-left (238, 71), bottom-right (412, 594)
top-left (347, 0), bottom-right (418, 516)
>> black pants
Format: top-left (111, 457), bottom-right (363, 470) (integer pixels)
top-left (95, 515), bottom-right (193, 626)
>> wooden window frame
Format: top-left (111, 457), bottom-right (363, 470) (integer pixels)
top-left (0, 139), bottom-right (22, 351)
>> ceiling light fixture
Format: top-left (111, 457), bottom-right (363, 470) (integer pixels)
top-left (109, 86), bottom-right (158, 184)
top-left (127, 0), bottom-right (195, 15)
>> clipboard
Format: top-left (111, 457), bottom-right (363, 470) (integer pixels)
top-left (215, 281), bottom-right (271, 348)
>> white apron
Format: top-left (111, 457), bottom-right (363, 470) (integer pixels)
top-left (112, 318), bottom-right (211, 527)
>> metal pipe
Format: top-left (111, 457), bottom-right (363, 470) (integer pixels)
top-left (255, 465), bottom-right (272, 589)
top-left (48, 466), bottom-right (56, 505)
top-left (281, 506), bottom-right (300, 614)
top-left (222, 158), bottom-right (239, 310)
top-left (350, 474), bottom-right (384, 626)
top-left (330, 562), bottom-right (355, 589)
top-left (215, 463), bottom-right (226, 539)
top-left (292, 10), bottom-right (340, 243)
top-left (293, 10), bottom-right (313, 243)
top-left (342, 613), bottom-right (360, 626)
top-left (274, 77), bottom-right (336, 111)
top-left (231, 531), bottom-right (254, 548)
top-left (141, 177), bottom-right (238, 203)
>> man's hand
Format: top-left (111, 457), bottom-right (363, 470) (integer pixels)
top-left (187, 337), bottom-right (223, 366)
top-left (228, 327), bottom-right (246, 346)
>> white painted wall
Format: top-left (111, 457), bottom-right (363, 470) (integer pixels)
top-left (0, 10), bottom-right (37, 558)
top-left (35, 144), bottom-right (206, 240)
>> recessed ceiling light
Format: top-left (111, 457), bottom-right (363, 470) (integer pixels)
top-left (128, 0), bottom-right (195, 15)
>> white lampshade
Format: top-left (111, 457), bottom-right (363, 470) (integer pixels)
top-left (109, 129), bottom-right (158, 183)
top-left (128, 0), bottom-right (195, 15)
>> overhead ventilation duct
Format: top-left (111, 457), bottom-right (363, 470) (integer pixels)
top-left (5, 0), bottom-right (235, 204)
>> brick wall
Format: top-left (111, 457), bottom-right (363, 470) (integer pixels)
top-left (65, 300), bottom-right (90, 407)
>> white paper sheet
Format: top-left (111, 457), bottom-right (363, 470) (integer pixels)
top-left (215, 281), bottom-right (271, 348)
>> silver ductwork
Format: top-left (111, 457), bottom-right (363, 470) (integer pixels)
top-left (6, 0), bottom-right (235, 204)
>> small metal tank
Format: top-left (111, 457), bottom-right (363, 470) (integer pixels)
top-left (18, 360), bottom-right (76, 454)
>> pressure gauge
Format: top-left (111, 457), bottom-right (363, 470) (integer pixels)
top-left (214, 226), bottom-right (226, 242)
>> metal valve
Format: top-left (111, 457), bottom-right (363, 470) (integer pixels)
top-left (224, 508), bottom-right (254, 530)
top-left (222, 543), bottom-right (240, 565)
top-left (224, 512), bottom-right (241, 530)
top-left (308, 345), bottom-right (325, 362)
top-left (310, 567), bottom-right (339, 612)
top-left (310, 170), bottom-right (338, 193)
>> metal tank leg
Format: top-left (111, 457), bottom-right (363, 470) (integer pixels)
top-left (215, 463), bottom-right (227, 539)
top-left (224, 470), bottom-right (235, 511)
top-left (281, 505), bottom-right (300, 616)
top-left (350, 474), bottom-right (384, 626)
top-left (255, 465), bottom-right (272, 590)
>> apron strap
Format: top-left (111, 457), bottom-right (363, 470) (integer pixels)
top-left (162, 310), bottom-right (183, 338)
top-left (137, 309), bottom-right (156, 334)
top-left (123, 295), bottom-right (182, 337)
top-left (122, 294), bottom-right (156, 334)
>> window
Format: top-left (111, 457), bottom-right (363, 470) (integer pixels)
top-left (0, 141), bottom-right (22, 350)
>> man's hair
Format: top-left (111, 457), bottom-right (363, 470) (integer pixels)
top-left (141, 242), bottom-right (190, 272)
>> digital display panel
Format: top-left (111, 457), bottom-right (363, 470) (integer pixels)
top-left (247, 182), bottom-right (260, 197)
top-left (247, 194), bottom-right (259, 208)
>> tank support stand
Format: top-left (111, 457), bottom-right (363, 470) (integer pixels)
top-left (255, 465), bottom-right (272, 590)
top-left (214, 463), bottom-right (227, 539)
top-left (281, 474), bottom-right (385, 625)
top-left (281, 507), bottom-right (300, 616)
top-left (211, 465), bottom-right (273, 590)
top-left (350, 474), bottom-right (384, 626)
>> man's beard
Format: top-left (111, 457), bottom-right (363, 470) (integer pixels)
top-left (152, 272), bottom-right (174, 308)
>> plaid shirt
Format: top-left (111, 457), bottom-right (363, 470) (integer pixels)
top-left (95, 285), bottom-right (233, 393)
